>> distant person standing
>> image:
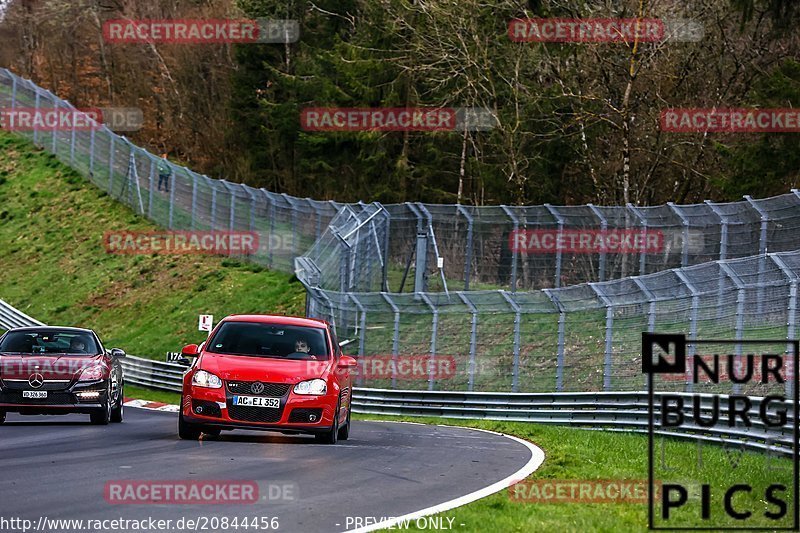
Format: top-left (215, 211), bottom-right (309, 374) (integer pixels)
top-left (157, 153), bottom-right (171, 192)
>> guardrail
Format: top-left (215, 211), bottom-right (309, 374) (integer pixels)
top-left (351, 388), bottom-right (796, 457)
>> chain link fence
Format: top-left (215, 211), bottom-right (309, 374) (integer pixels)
top-left (307, 251), bottom-right (799, 393)
top-left (2, 68), bottom-right (800, 394)
top-left (4, 69), bottom-right (800, 293)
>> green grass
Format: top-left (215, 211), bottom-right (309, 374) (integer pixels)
top-left (124, 384), bottom-right (180, 404)
top-left (0, 131), bottom-right (305, 359)
top-left (353, 414), bottom-right (795, 532)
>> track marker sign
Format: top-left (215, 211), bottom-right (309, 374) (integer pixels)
top-left (643, 332), bottom-right (799, 530)
top-left (198, 314), bottom-right (213, 332)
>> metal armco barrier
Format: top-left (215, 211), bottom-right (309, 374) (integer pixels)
top-left (351, 388), bottom-right (797, 457)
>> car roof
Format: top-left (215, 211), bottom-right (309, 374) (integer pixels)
top-left (5, 326), bottom-right (96, 334)
top-left (220, 315), bottom-right (328, 329)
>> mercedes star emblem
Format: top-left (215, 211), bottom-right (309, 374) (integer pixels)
top-left (28, 373), bottom-right (44, 389)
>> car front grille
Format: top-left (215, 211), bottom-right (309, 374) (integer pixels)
top-left (0, 391), bottom-right (75, 405)
top-left (227, 404), bottom-right (284, 424)
top-left (226, 381), bottom-right (291, 397)
top-left (1, 379), bottom-right (71, 391)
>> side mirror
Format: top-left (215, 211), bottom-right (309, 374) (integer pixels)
top-left (181, 344), bottom-right (200, 357)
top-left (339, 355), bottom-right (358, 369)
top-left (110, 348), bottom-right (126, 358)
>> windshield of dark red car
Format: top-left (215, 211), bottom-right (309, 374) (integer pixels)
top-left (0, 330), bottom-right (100, 355)
top-left (205, 322), bottom-right (330, 360)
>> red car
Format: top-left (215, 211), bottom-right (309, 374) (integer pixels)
top-left (178, 315), bottom-right (357, 444)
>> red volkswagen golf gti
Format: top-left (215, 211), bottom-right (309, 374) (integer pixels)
top-left (178, 315), bottom-right (357, 444)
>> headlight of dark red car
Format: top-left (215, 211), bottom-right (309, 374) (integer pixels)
top-left (78, 363), bottom-right (106, 381)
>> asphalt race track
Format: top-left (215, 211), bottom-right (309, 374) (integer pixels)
top-left (0, 407), bottom-right (541, 533)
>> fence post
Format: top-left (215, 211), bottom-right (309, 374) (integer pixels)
top-left (264, 190), bottom-right (275, 268)
top-left (282, 193), bottom-right (299, 259)
top-left (770, 253), bottom-right (797, 400)
top-left (719, 261), bottom-right (746, 395)
top-left (210, 183), bottom-right (218, 229)
top-left (544, 289), bottom-right (566, 392)
top-left (587, 203), bottom-right (608, 281)
top-left (405, 203), bottom-right (429, 295)
top-left (457, 292), bottom-right (479, 391)
top-left (633, 278), bottom-right (658, 388)
top-left (51, 98), bottom-right (58, 154)
top-left (168, 169), bottom-right (175, 229)
top-left (348, 294), bottom-right (367, 388)
top-left (705, 201), bottom-right (729, 319)
top-left (107, 134), bottom-right (115, 195)
top-left (147, 156), bottom-right (155, 219)
top-left (457, 205), bottom-right (474, 291)
top-left (545, 204), bottom-right (565, 288)
top-left (69, 107), bottom-right (77, 164)
top-left (668, 202), bottom-right (691, 267)
top-left (745, 195), bottom-right (769, 315)
top-left (381, 293), bottom-right (401, 389)
top-left (381, 205), bottom-right (391, 292)
top-left (590, 283), bottom-right (615, 391)
top-left (674, 270), bottom-right (700, 393)
top-left (501, 205), bottom-right (520, 291)
top-left (627, 203), bottom-right (648, 276)
top-left (9, 74), bottom-right (16, 109)
top-left (501, 290), bottom-right (522, 392)
top-left (33, 90), bottom-right (40, 145)
top-left (419, 293), bottom-right (439, 392)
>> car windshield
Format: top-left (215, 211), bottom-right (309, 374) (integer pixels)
top-left (0, 330), bottom-right (100, 355)
top-left (206, 322), bottom-right (329, 360)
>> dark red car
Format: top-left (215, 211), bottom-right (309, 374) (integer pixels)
top-left (0, 326), bottom-right (126, 425)
top-left (178, 315), bottom-right (357, 444)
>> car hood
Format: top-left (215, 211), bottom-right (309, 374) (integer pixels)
top-left (0, 354), bottom-right (106, 381)
top-left (199, 352), bottom-right (333, 383)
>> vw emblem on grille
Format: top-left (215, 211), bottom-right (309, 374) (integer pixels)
top-left (28, 373), bottom-right (44, 389)
top-left (251, 382), bottom-right (265, 394)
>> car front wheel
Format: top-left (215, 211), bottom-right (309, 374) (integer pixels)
top-left (178, 413), bottom-right (202, 440)
top-left (110, 383), bottom-right (124, 423)
top-left (90, 384), bottom-right (112, 425)
top-left (337, 407), bottom-right (351, 440)
top-left (316, 399), bottom-right (340, 445)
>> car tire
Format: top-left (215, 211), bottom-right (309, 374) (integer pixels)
top-left (178, 414), bottom-right (202, 440)
top-left (110, 383), bottom-right (124, 423)
top-left (337, 403), bottom-right (351, 441)
top-left (90, 384), bottom-right (112, 425)
top-left (316, 398), bottom-right (340, 445)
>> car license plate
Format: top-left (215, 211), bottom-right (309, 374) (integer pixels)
top-left (23, 391), bottom-right (47, 399)
top-left (232, 396), bottom-right (279, 408)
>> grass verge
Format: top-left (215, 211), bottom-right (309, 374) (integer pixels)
top-left (350, 413), bottom-right (795, 532)
top-left (0, 131), bottom-right (305, 359)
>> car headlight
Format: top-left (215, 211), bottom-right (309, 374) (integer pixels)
top-left (192, 369), bottom-right (222, 389)
top-left (79, 364), bottom-right (106, 381)
top-left (293, 378), bottom-right (327, 395)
